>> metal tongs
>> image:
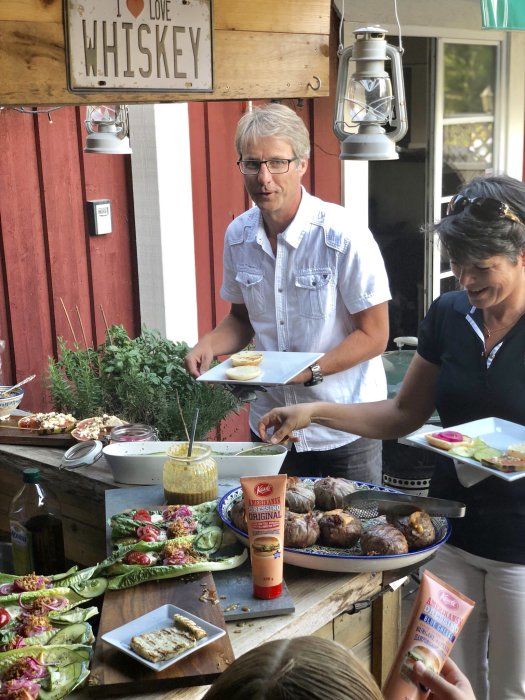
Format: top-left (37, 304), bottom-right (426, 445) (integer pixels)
top-left (343, 490), bottom-right (466, 519)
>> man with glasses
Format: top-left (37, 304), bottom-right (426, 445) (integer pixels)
top-left (185, 103), bottom-right (391, 483)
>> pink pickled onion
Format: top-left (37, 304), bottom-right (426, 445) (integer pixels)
top-left (41, 596), bottom-right (68, 610)
top-left (19, 656), bottom-right (47, 680)
top-left (26, 625), bottom-right (52, 637)
top-left (162, 505), bottom-right (192, 520)
top-left (432, 430), bottom-right (465, 442)
top-left (0, 678), bottom-right (40, 700)
top-left (163, 551), bottom-right (190, 565)
top-left (0, 584), bottom-right (13, 595)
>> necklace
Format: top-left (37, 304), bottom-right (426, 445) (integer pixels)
top-left (482, 312), bottom-right (524, 338)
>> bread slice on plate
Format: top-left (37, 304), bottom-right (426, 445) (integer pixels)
top-left (225, 365), bottom-right (261, 381)
top-left (130, 613), bottom-right (208, 662)
top-left (230, 351), bottom-right (263, 367)
top-left (173, 614), bottom-right (207, 640)
top-left (130, 627), bottom-right (196, 662)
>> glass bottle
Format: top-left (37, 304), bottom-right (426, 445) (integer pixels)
top-left (9, 468), bottom-right (66, 575)
top-left (109, 423), bottom-right (157, 443)
top-left (163, 443), bottom-right (218, 505)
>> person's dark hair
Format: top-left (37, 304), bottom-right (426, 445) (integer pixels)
top-left (433, 174), bottom-right (525, 264)
top-left (201, 636), bottom-right (383, 700)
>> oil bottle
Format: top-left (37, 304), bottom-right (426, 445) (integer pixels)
top-left (9, 468), bottom-right (66, 575)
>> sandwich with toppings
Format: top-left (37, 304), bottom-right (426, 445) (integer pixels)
top-left (425, 430), bottom-right (474, 451)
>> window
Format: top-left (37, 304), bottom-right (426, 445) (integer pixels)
top-left (431, 40), bottom-right (499, 300)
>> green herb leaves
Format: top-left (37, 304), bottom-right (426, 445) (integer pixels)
top-left (47, 326), bottom-right (241, 441)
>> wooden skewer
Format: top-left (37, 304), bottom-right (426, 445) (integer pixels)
top-left (0, 423), bottom-right (36, 431)
top-left (60, 298), bottom-right (78, 346)
top-left (76, 306), bottom-right (89, 349)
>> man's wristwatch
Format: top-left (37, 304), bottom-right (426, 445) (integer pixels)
top-left (304, 363), bottom-right (323, 387)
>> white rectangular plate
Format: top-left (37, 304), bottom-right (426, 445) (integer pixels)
top-left (101, 604), bottom-right (226, 672)
top-left (196, 351), bottom-right (324, 386)
top-left (401, 417), bottom-right (525, 482)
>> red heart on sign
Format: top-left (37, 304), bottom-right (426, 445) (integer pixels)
top-left (127, 0), bottom-right (144, 18)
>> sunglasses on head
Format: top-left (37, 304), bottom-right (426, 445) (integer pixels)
top-left (446, 194), bottom-right (522, 225)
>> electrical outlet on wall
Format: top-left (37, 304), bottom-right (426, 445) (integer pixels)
top-left (86, 199), bottom-right (112, 235)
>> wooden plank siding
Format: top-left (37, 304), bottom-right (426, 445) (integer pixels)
top-left (0, 6), bottom-right (339, 424)
top-left (0, 0), bottom-right (330, 106)
top-left (0, 106), bottom-right (139, 410)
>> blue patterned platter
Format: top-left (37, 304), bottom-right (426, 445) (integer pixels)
top-left (218, 480), bottom-right (451, 573)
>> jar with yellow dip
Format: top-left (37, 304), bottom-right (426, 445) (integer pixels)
top-left (163, 443), bottom-right (218, 505)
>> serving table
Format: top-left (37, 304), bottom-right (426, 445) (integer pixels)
top-left (0, 443), bottom-right (403, 691)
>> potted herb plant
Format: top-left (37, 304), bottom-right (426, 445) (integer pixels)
top-left (47, 325), bottom-right (242, 441)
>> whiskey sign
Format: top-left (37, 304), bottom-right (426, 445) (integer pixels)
top-left (65, 0), bottom-right (212, 92)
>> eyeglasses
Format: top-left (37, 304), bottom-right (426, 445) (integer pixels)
top-left (237, 158), bottom-right (299, 175)
top-left (446, 194), bottom-right (522, 225)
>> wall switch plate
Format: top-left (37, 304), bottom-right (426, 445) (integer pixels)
top-left (87, 199), bottom-right (112, 235)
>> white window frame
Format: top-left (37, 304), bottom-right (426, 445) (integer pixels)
top-left (431, 36), bottom-right (505, 302)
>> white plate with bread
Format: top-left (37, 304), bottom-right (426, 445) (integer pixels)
top-left (196, 351), bottom-right (323, 386)
top-left (401, 417), bottom-right (525, 482)
top-left (101, 604), bottom-right (225, 671)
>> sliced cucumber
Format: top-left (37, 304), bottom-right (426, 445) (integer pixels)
top-left (41, 644), bottom-right (92, 665)
top-left (70, 577), bottom-right (108, 598)
top-left (193, 526), bottom-right (223, 554)
top-left (50, 622), bottom-right (93, 645)
top-left (473, 446), bottom-right (502, 462)
top-left (39, 664), bottom-right (90, 699)
top-left (449, 445), bottom-right (476, 458)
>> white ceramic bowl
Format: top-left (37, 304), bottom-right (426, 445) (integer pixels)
top-left (102, 441), bottom-right (288, 485)
top-left (0, 387), bottom-right (24, 419)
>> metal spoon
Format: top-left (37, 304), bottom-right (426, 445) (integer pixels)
top-left (0, 374), bottom-right (36, 395)
top-left (187, 407), bottom-right (200, 457)
top-left (233, 444), bottom-right (271, 456)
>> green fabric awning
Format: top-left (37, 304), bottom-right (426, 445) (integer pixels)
top-left (481, 0), bottom-right (525, 29)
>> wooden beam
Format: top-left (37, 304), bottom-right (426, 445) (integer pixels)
top-left (0, 0), bottom-right (331, 105)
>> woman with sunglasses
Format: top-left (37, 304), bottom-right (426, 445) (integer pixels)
top-left (258, 174), bottom-right (525, 700)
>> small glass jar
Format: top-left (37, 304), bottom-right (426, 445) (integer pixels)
top-left (109, 424), bottom-right (157, 443)
top-left (163, 443), bottom-right (218, 505)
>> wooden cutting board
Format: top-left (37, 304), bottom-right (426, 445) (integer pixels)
top-left (88, 573), bottom-right (234, 696)
top-left (0, 414), bottom-right (75, 447)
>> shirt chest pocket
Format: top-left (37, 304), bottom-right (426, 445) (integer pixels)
top-left (235, 268), bottom-right (266, 317)
top-left (294, 269), bottom-right (335, 319)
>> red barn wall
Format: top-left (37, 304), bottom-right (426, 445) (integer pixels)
top-left (0, 107), bottom-right (139, 412)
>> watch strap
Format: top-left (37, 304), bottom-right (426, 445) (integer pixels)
top-left (304, 363), bottom-right (323, 387)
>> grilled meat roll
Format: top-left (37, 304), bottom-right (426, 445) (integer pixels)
top-left (284, 511), bottom-right (320, 548)
top-left (386, 510), bottom-right (436, 550)
top-left (314, 477), bottom-right (356, 511)
top-left (230, 498), bottom-right (247, 533)
top-left (360, 523), bottom-right (409, 556)
top-left (286, 477), bottom-right (316, 513)
top-left (318, 509), bottom-right (362, 547)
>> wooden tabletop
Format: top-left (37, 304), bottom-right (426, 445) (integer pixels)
top-left (81, 484), bottom-right (387, 699)
top-left (82, 566), bottom-right (383, 700)
top-left (0, 447), bottom-right (402, 696)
